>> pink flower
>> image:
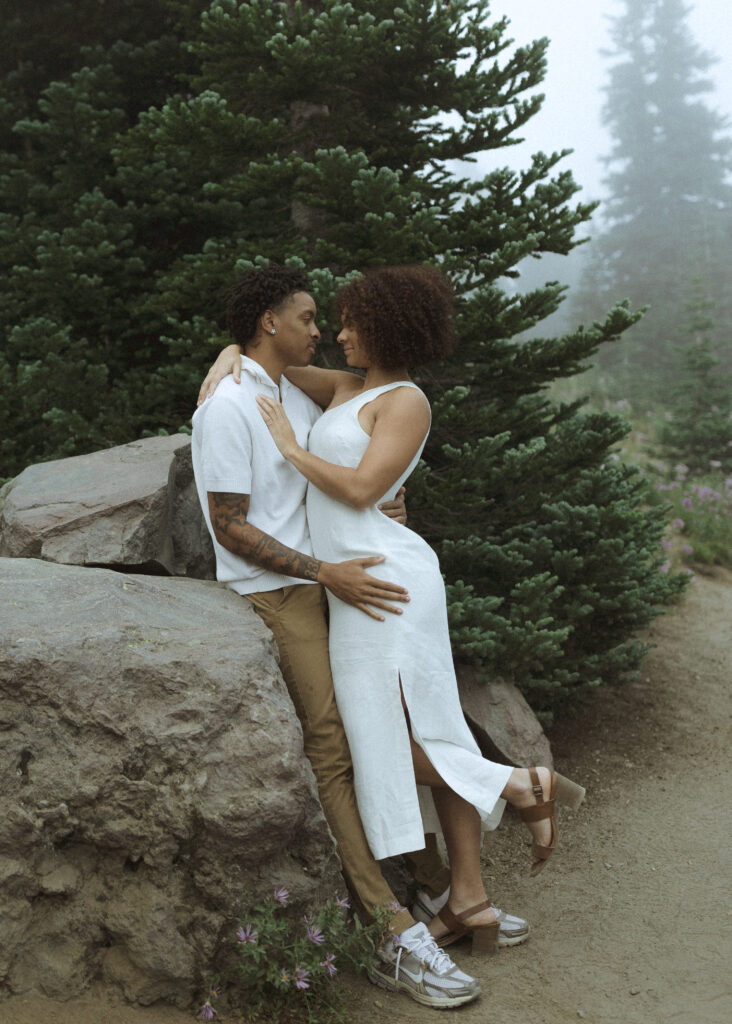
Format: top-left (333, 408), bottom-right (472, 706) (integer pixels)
top-left (320, 952), bottom-right (337, 978)
top-left (273, 887), bottom-right (289, 904)
top-left (236, 924), bottom-right (258, 944)
top-left (294, 965), bottom-right (310, 991)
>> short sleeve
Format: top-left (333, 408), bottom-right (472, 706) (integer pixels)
top-left (199, 395), bottom-right (254, 495)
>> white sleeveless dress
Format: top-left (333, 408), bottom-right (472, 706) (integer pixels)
top-left (306, 381), bottom-right (512, 860)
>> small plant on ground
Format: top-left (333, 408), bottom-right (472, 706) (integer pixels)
top-left (650, 466), bottom-right (732, 569)
top-left (199, 887), bottom-right (391, 1023)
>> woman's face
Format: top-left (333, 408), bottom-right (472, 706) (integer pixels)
top-left (336, 316), bottom-right (371, 369)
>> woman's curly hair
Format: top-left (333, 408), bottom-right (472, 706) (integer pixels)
top-left (334, 265), bottom-right (455, 369)
top-left (226, 265), bottom-right (310, 347)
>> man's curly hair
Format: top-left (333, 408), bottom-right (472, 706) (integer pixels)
top-left (334, 265), bottom-right (455, 369)
top-left (226, 266), bottom-right (310, 347)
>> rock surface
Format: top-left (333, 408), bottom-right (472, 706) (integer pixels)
top-left (0, 436), bottom-right (214, 579)
top-left (0, 558), bottom-right (340, 1006)
top-left (457, 667), bottom-right (554, 769)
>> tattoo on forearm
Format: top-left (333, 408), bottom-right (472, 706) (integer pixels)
top-left (209, 493), bottom-right (322, 581)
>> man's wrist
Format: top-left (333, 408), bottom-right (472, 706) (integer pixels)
top-left (316, 561), bottom-right (334, 588)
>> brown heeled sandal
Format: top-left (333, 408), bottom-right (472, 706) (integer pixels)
top-left (435, 899), bottom-right (499, 956)
top-left (519, 768), bottom-right (586, 876)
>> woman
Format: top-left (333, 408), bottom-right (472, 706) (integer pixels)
top-left (206, 265), bottom-right (583, 953)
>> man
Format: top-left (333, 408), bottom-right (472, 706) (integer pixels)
top-left (191, 266), bottom-right (526, 1008)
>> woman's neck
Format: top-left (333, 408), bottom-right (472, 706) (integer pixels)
top-left (361, 366), bottom-right (410, 391)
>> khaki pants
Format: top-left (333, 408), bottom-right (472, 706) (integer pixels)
top-left (245, 583), bottom-right (450, 932)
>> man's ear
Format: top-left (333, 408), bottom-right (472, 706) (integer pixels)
top-left (261, 310), bottom-right (277, 335)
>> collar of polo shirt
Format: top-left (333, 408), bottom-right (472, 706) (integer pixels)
top-left (241, 354), bottom-right (291, 397)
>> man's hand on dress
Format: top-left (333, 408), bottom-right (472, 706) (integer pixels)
top-left (319, 557), bottom-right (410, 621)
top-left (197, 343), bottom-right (242, 405)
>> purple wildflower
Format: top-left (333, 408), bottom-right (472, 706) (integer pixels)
top-left (675, 464), bottom-right (689, 477)
top-left (306, 923), bottom-right (325, 944)
top-left (236, 924), bottom-right (258, 944)
top-left (694, 486), bottom-right (721, 502)
top-left (294, 965), bottom-right (310, 991)
top-left (681, 569), bottom-right (696, 581)
top-left (671, 518), bottom-right (685, 531)
top-left (280, 968), bottom-right (290, 984)
top-left (681, 544), bottom-right (694, 556)
top-left (320, 953), bottom-right (337, 978)
top-left (660, 561), bottom-right (671, 574)
top-left (661, 539), bottom-right (671, 551)
top-left (335, 895), bottom-right (351, 910)
top-left (389, 900), bottom-right (405, 914)
top-left (210, 986), bottom-right (222, 998)
top-left (199, 1002), bottom-right (217, 1021)
top-left (657, 484), bottom-right (671, 492)
top-left (682, 496), bottom-right (693, 509)
top-left (273, 887), bottom-right (290, 905)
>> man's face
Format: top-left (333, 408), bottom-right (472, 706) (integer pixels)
top-left (270, 291), bottom-right (320, 366)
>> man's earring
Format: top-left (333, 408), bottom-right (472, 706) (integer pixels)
top-left (270, 329), bottom-right (276, 335)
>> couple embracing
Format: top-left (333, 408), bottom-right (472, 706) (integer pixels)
top-left (191, 264), bottom-right (584, 1010)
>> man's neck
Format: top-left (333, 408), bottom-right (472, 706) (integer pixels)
top-left (244, 342), bottom-right (286, 385)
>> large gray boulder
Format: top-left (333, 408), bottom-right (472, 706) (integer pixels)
top-left (0, 435), bottom-right (214, 579)
top-left (0, 558), bottom-right (340, 1006)
top-left (457, 667), bottom-right (553, 769)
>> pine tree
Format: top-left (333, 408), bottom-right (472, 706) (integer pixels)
top-left (572, 0), bottom-right (732, 397)
top-left (657, 289), bottom-right (732, 475)
top-left (0, 0), bottom-right (685, 714)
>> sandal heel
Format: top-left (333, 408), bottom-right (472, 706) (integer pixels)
top-left (555, 773), bottom-right (585, 810)
top-left (436, 899), bottom-right (498, 957)
top-left (470, 921), bottom-right (498, 956)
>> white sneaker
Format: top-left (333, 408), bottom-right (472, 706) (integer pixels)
top-left (412, 887), bottom-right (531, 948)
top-left (368, 922), bottom-right (481, 1009)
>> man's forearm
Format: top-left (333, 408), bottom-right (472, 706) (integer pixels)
top-left (210, 492), bottom-right (323, 581)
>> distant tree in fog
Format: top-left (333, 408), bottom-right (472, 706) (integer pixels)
top-left (573, 0), bottom-right (732, 397)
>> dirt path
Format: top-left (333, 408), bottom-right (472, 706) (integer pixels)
top-left (3, 569), bottom-right (730, 1024)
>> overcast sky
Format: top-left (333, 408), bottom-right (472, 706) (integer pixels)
top-left (488, 0), bottom-right (732, 204)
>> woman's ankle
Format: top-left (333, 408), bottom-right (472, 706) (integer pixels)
top-left (502, 766), bottom-right (550, 806)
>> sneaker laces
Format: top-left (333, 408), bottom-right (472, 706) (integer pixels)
top-left (398, 930), bottom-right (453, 974)
top-left (393, 945), bottom-right (404, 982)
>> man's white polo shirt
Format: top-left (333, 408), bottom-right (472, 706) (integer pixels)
top-left (191, 355), bottom-right (322, 595)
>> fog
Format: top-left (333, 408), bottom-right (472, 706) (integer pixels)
top-left (490, 0), bottom-right (732, 202)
